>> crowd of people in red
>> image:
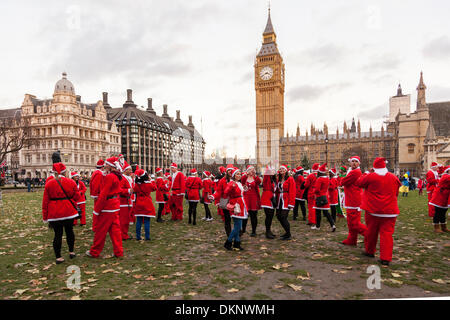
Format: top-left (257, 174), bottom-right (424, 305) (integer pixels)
top-left (41, 154), bottom-right (449, 266)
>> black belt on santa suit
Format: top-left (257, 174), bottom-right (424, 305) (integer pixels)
top-left (50, 197), bottom-right (70, 201)
top-left (107, 195), bottom-right (118, 200)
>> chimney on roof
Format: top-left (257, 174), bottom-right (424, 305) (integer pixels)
top-left (76, 95), bottom-right (81, 102)
top-left (102, 92), bottom-right (111, 109)
top-left (146, 98), bottom-right (156, 114)
top-left (162, 104), bottom-right (170, 119)
top-left (175, 110), bottom-right (183, 124)
top-left (188, 115), bottom-right (194, 129)
top-left (123, 89), bottom-right (136, 108)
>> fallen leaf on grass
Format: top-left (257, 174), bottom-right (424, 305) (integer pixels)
top-left (145, 276), bottom-right (156, 281)
top-left (14, 289), bottom-right (29, 296)
top-left (273, 284), bottom-right (284, 289)
top-left (71, 296), bottom-right (81, 300)
top-left (288, 284), bottom-right (302, 291)
top-left (251, 269), bottom-right (265, 275)
top-left (84, 271), bottom-right (96, 275)
top-left (332, 269), bottom-right (347, 274)
top-left (133, 275), bottom-right (142, 279)
top-left (227, 288), bottom-right (239, 293)
top-left (391, 273), bottom-right (402, 278)
top-left (114, 296), bottom-right (122, 300)
top-left (102, 269), bottom-right (115, 274)
top-left (432, 279), bottom-right (446, 284)
top-left (388, 279), bottom-right (403, 285)
top-left (173, 272), bottom-right (185, 277)
top-left (188, 292), bottom-right (197, 296)
top-left (296, 275), bottom-right (310, 281)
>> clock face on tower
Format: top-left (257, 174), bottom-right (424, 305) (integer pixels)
top-left (259, 66), bottom-right (273, 80)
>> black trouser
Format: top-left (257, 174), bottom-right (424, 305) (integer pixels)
top-left (204, 203), bottom-right (212, 219)
top-left (157, 203), bottom-right (165, 220)
top-left (49, 219), bottom-right (75, 259)
top-left (264, 208), bottom-right (274, 233)
top-left (293, 200), bottom-right (306, 220)
top-left (330, 205), bottom-right (337, 223)
top-left (242, 210), bottom-right (258, 234)
top-left (315, 209), bottom-right (335, 228)
top-left (188, 201), bottom-right (198, 224)
top-left (223, 209), bottom-right (231, 236)
top-left (433, 206), bottom-right (448, 224)
top-left (276, 209), bottom-right (291, 237)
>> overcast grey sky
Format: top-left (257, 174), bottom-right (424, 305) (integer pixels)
top-left (1, 0), bottom-right (449, 158)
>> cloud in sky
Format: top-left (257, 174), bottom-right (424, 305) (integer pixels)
top-left (423, 36), bottom-right (450, 60)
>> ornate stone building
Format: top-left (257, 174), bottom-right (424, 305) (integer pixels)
top-left (255, 9), bottom-right (285, 171)
top-left (106, 89), bottom-right (205, 174)
top-left (0, 72), bottom-right (121, 179)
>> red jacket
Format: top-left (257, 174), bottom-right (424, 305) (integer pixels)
top-left (294, 174), bottom-right (305, 200)
top-left (304, 173), bottom-right (317, 200)
top-left (119, 175), bottom-right (134, 208)
top-left (155, 177), bottom-right (170, 203)
top-left (93, 172), bottom-right (121, 215)
top-left (170, 171), bottom-right (186, 196)
top-left (356, 171), bottom-right (401, 216)
top-left (224, 181), bottom-right (248, 219)
top-left (45, 175), bottom-right (54, 185)
top-left (42, 177), bottom-right (81, 222)
top-left (261, 174), bottom-right (276, 209)
top-left (275, 176), bottom-right (296, 210)
top-left (75, 180), bottom-right (87, 205)
top-left (328, 177), bottom-right (339, 205)
top-left (426, 170), bottom-right (439, 194)
top-left (313, 176), bottom-right (330, 210)
top-left (89, 169), bottom-right (104, 199)
top-left (340, 168), bottom-right (362, 210)
top-left (241, 174), bottom-right (261, 211)
top-left (429, 174), bottom-right (450, 208)
top-left (186, 176), bottom-right (202, 201)
top-left (201, 178), bottom-right (214, 204)
top-left (133, 181), bottom-right (157, 217)
top-left (213, 176), bottom-right (230, 204)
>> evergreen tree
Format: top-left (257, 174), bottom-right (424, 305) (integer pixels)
top-left (300, 154), bottom-right (310, 170)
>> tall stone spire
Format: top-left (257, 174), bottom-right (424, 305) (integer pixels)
top-left (263, 6), bottom-right (275, 35)
top-left (350, 118), bottom-right (356, 133)
top-left (396, 83), bottom-right (403, 96)
top-left (296, 124), bottom-right (300, 137)
top-left (416, 71), bottom-right (427, 110)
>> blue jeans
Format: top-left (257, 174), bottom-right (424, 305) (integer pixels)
top-left (136, 217), bottom-right (150, 240)
top-left (228, 218), bottom-right (243, 242)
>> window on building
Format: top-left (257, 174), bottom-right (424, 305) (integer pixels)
top-left (408, 143), bottom-right (415, 154)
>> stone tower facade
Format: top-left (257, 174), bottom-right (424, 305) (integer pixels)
top-left (255, 9), bottom-right (285, 171)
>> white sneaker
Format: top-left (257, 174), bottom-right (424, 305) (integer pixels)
top-left (207, 218), bottom-right (214, 221)
top-left (201, 217), bottom-right (207, 221)
top-left (311, 226), bottom-right (320, 230)
top-left (85, 250), bottom-right (92, 257)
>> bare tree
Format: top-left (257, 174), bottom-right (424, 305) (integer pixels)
top-left (341, 145), bottom-right (369, 171)
top-left (0, 115), bottom-right (35, 165)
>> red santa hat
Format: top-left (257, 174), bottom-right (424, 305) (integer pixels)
top-left (70, 171), bottom-right (80, 178)
top-left (226, 164), bottom-right (234, 171)
top-left (443, 166), bottom-right (450, 174)
top-left (278, 164), bottom-right (288, 171)
top-left (311, 163), bottom-right (320, 172)
top-left (430, 162), bottom-right (438, 169)
top-left (219, 166), bottom-right (226, 174)
top-left (329, 167), bottom-right (337, 175)
top-left (122, 161), bottom-right (131, 172)
top-left (438, 166), bottom-right (445, 175)
top-left (203, 171), bottom-right (211, 177)
top-left (295, 166), bottom-right (304, 173)
top-left (164, 172), bottom-right (170, 177)
top-left (96, 159), bottom-right (105, 168)
top-left (52, 162), bottom-right (66, 175)
top-left (318, 163), bottom-right (328, 174)
top-left (348, 156), bottom-right (361, 164)
top-left (373, 157), bottom-right (388, 176)
top-left (170, 162), bottom-right (178, 169)
top-left (155, 167), bottom-right (163, 174)
top-left (105, 156), bottom-right (120, 170)
top-left (135, 168), bottom-right (146, 177)
top-left (231, 168), bottom-right (241, 177)
top-left (190, 168), bottom-right (198, 175)
top-left (246, 165), bottom-right (255, 172)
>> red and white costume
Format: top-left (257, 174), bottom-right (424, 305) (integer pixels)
top-left (357, 157), bottom-right (401, 262)
top-left (118, 162), bottom-right (134, 240)
top-left (89, 157), bottom-right (123, 258)
top-left (340, 156), bottom-right (367, 246)
top-left (261, 170), bottom-right (276, 209)
top-left (426, 162), bottom-right (440, 217)
top-left (313, 175), bottom-right (330, 210)
top-left (429, 171), bottom-right (450, 209)
top-left (328, 172), bottom-right (339, 206)
top-left (71, 172), bottom-right (87, 226)
top-left (224, 179), bottom-right (248, 219)
top-left (201, 172), bottom-right (214, 205)
top-left (241, 174), bottom-right (262, 211)
top-left (89, 160), bottom-right (105, 231)
top-left (134, 179), bottom-right (157, 218)
top-left (186, 170), bottom-right (202, 202)
top-left (274, 172), bottom-right (296, 210)
top-left (155, 176), bottom-right (170, 204)
top-left (294, 168), bottom-right (306, 201)
top-left (168, 163), bottom-right (186, 221)
top-left (304, 163), bottom-right (319, 224)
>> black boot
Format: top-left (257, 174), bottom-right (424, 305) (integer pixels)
top-left (265, 231), bottom-right (275, 239)
top-left (224, 240), bottom-right (232, 251)
top-left (233, 241), bottom-right (244, 251)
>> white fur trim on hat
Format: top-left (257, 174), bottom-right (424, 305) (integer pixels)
top-left (348, 157), bottom-right (360, 163)
top-left (374, 167), bottom-right (388, 176)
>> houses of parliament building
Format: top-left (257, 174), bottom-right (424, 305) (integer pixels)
top-left (255, 10), bottom-right (450, 177)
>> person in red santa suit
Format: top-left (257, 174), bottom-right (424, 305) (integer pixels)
top-left (356, 157), bottom-right (401, 266)
top-left (426, 162), bottom-right (440, 218)
top-left (312, 163), bottom-right (336, 232)
top-left (86, 157), bottom-right (123, 258)
top-left (241, 165), bottom-right (261, 237)
top-left (168, 163), bottom-right (186, 221)
top-left (155, 168), bottom-right (170, 223)
top-left (42, 163), bottom-right (81, 264)
top-left (70, 172), bottom-right (87, 226)
top-left (261, 166), bottom-right (277, 239)
top-left (340, 156), bottom-right (367, 246)
top-left (89, 159), bottom-right (105, 231)
top-left (304, 163), bottom-right (319, 226)
top-left (274, 164), bottom-right (296, 240)
top-left (223, 168), bottom-right (249, 250)
top-left (429, 166), bottom-right (450, 233)
top-left (118, 162), bottom-right (134, 240)
top-left (210, 165), bottom-right (234, 236)
top-left (213, 166), bottom-right (226, 221)
top-left (201, 171), bottom-right (214, 221)
top-left (293, 166), bottom-right (306, 221)
top-left (163, 171), bottom-right (172, 216)
top-left (133, 168), bottom-right (157, 240)
top-left (186, 168), bottom-right (202, 225)
top-left (328, 167), bottom-right (339, 223)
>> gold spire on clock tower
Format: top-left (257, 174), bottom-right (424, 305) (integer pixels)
top-left (255, 8), bottom-right (285, 171)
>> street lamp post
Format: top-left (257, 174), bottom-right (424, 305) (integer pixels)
top-left (325, 137), bottom-right (329, 165)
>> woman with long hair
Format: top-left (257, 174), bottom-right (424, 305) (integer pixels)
top-left (155, 168), bottom-right (170, 223)
top-left (210, 165), bottom-right (235, 236)
top-left (223, 168), bottom-right (249, 250)
top-left (274, 165), bottom-right (296, 240)
top-left (241, 165), bottom-right (261, 237)
top-left (261, 166), bottom-right (277, 239)
top-left (133, 169), bottom-right (157, 241)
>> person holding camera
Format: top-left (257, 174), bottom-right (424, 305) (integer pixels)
top-left (42, 162), bottom-right (81, 264)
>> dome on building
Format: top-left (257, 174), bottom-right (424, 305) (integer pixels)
top-left (54, 72), bottom-right (75, 94)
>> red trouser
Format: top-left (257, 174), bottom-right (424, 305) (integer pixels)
top-left (364, 214), bottom-right (397, 262)
top-left (217, 207), bottom-right (224, 221)
top-left (342, 209), bottom-right (367, 246)
top-left (119, 207), bottom-right (131, 240)
top-left (89, 213), bottom-right (123, 258)
top-left (307, 196), bottom-right (316, 224)
top-left (169, 194), bottom-right (184, 220)
top-left (73, 203), bottom-right (86, 225)
top-left (92, 199), bottom-right (98, 231)
top-left (427, 192), bottom-right (435, 217)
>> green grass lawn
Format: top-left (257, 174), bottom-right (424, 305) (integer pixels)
top-left (0, 190), bottom-right (448, 300)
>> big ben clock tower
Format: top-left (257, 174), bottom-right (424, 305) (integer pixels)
top-left (255, 9), bottom-right (285, 171)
